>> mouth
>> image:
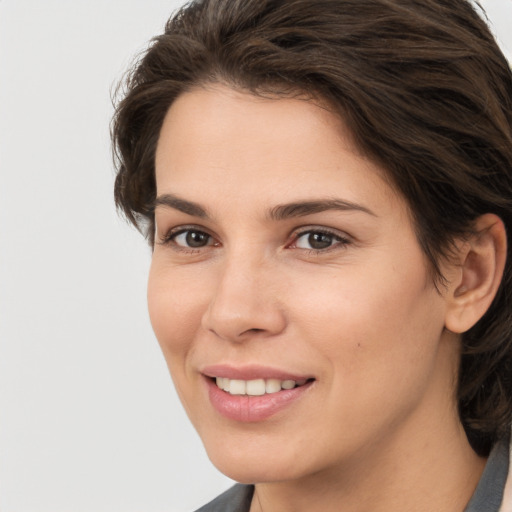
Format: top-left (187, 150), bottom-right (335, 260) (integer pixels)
top-left (204, 370), bottom-right (316, 422)
top-left (211, 376), bottom-right (314, 396)
top-left (201, 364), bottom-right (316, 421)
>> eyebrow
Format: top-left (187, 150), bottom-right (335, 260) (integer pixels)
top-left (153, 194), bottom-right (375, 220)
top-left (154, 194), bottom-right (209, 218)
top-left (268, 199), bottom-right (376, 220)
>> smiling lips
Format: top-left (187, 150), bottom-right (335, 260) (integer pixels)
top-left (204, 368), bottom-right (314, 422)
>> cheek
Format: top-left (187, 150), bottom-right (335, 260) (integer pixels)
top-left (147, 260), bottom-right (208, 364)
top-left (292, 253), bottom-right (446, 392)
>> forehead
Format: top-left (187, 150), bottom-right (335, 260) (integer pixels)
top-left (156, 84), bottom-right (358, 167)
top-left (154, 84), bottom-right (403, 218)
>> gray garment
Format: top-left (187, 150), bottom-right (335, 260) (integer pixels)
top-left (195, 484), bottom-right (253, 512)
top-left (195, 437), bottom-right (510, 512)
top-left (464, 435), bottom-right (510, 512)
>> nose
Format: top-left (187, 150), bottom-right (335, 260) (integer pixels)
top-left (201, 253), bottom-right (287, 342)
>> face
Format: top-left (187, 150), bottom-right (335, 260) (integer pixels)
top-left (149, 84), bottom-right (459, 484)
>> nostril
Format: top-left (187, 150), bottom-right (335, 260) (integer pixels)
top-left (237, 327), bottom-right (266, 337)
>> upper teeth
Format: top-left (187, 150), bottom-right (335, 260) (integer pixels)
top-left (215, 377), bottom-right (306, 396)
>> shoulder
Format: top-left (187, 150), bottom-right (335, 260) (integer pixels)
top-left (194, 484), bottom-right (254, 512)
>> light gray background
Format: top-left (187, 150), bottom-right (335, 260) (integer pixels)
top-left (0, 1), bottom-right (510, 511)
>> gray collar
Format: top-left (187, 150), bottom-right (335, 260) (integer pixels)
top-left (464, 435), bottom-right (510, 512)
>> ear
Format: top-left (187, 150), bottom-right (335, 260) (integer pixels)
top-left (444, 214), bottom-right (507, 334)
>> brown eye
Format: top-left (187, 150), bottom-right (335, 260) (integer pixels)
top-left (173, 230), bottom-right (213, 248)
top-left (308, 232), bottom-right (334, 249)
top-left (295, 231), bottom-right (336, 250)
top-left (291, 229), bottom-right (351, 252)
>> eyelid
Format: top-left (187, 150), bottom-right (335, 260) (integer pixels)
top-left (158, 224), bottom-right (219, 248)
top-left (156, 223), bottom-right (352, 253)
top-left (287, 226), bottom-right (352, 250)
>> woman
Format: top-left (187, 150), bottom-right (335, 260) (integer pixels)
top-left (112, 0), bottom-right (512, 510)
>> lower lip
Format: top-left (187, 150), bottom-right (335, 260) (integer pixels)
top-left (206, 377), bottom-right (314, 422)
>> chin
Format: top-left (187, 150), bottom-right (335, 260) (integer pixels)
top-left (201, 432), bottom-right (316, 484)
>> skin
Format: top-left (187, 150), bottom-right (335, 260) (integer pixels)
top-left (149, 84), bottom-right (494, 512)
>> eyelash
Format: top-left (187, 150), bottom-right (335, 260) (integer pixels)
top-left (289, 228), bottom-right (351, 253)
top-left (158, 226), bottom-right (351, 254)
top-left (158, 226), bottom-right (217, 253)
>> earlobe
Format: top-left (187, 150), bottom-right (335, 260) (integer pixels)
top-left (445, 214), bottom-right (507, 334)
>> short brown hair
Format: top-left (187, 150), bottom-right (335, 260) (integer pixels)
top-left (112, 0), bottom-right (512, 455)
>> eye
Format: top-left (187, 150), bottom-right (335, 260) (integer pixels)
top-left (291, 229), bottom-right (350, 251)
top-left (167, 229), bottom-right (215, 248)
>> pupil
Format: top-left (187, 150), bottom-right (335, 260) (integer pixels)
top-left (308, 232), bottom-right (332, 249)
top-left (186, 231), bottom-right (209, 247)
